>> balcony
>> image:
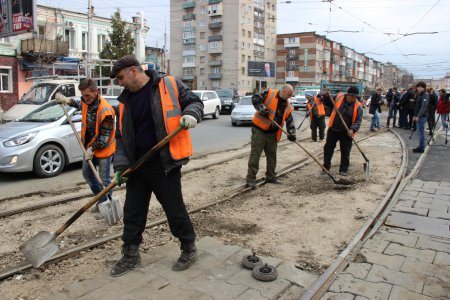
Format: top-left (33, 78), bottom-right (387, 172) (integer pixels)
top-left (208, 7), bottom-right (223, 16)
top-left (208, 60), bottom-right (222, 66)
top-left (253, 50), bottom-right (264, 57)
top-left (21, 38), bottom-right (69, 56)
top-left (182, 62), bottom-right (196, 68)
top-left (182, 26), bottom-right (196, 32)
top-left (253, 38), bottom-right (264, 46)
top-left (208, 73), bottom-right (222, 79)
top-left (182, 14), bottom-right (195, 21)
top-left (182, 50), bottom-right (196, 56)
top-left (208, 47), bottom-right (222, 54)
top-left (208, 0), bottom-right (221, 4)
top-left (183, 38), bottom-right (196, 45)
top-left (286, 65), bottom-right (298, 71)
top-left (285, 76), bottom-right (299, 82)
top-left (182, 2), bottom-right (195, 9)
top-left (208, 35), bottom-right (222, 42)
top-left (287, 53), bottom-right (298, 60)
top-left (182, 74), bottom-right (195, 80)
top-left (284, 38), bottom-right (300, 48)
top-left (208, 22), bottom-right (222, 30)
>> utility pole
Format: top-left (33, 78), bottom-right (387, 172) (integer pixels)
top-left (86, 0), bottom-right (93, 77)
top-left (162, 17), bottom-right (167, 73)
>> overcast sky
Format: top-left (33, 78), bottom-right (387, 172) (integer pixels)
top-left (38, 0), bottom-right (450, 79)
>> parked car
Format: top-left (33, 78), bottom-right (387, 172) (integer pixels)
top-left (2, 79), bottom-right (82, 123)
top-left (0, 101), bottom-right (84, 177)
top-left (230, 96), bottom-right (256, 126)
top-left (216, 89), bottom-right (239, 114)
top-left (192, 90), bottom-right (221, 119)
top-left (290, 89), bottom-right (320, 110)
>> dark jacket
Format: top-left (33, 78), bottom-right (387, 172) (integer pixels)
top-left (414, 91), bottom-right (429, 119)
top-left (405, 88), bottom-right (416, 111)
top-left (113, 69), bottom-right (204, 174)
top-left (369, 92), bottom-right (382, 115)
top-left (252, 90), bottom-right (296, 134)
top-left (322, 94), bottom-right (363, 132)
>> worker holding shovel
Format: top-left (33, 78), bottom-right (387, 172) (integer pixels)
top-left (110, 55), bottom-right (204, 277)
top-left (306, 92), bottom-right (326, 142)
top-left (322, 87), bottom-right (363, 177)
top-left (246, 84), bottom-right (296, 189)
top-left (55, 79), bottom-right (116, 212)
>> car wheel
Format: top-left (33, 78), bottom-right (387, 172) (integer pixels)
top-left (231, 121), bottom-right (237, 127)
top-left (212, 106), bottom-right (220, 119)
top-left (33, 144), bottom-right (65, 178)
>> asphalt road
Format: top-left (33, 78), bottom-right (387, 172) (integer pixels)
top-left (0, 110), bottom-right (306, 198)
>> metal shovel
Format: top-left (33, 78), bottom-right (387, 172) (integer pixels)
top-left (271, 120), bottom-right (354, 186)
top-left (59, 100), bottom-right (121, 225)
top-left (20, 125), bottom-right (184, 268)
top-left (329, 96), bottom-right (371, 182)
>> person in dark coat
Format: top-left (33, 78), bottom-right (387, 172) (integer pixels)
top-left (405, 84), bottom-right (417, 130)
top-left (426, 87), bottom-right (437, 135)
top-left (413, 81), bottom-right (429, 153)
top-left (398, 88), bottom-right (407, 128)
top-left (387, 87), bottom-right (400, 127)
top-left (369, 88), bottom-right (382, 131)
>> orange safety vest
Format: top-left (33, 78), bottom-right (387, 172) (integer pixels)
top-left (81, 95), bottom-right (116, 158)
top-left (252, 88), bottom-right (294, 142)
top-left (306, 96), bottom-right (326, 120)
top-left (328, 93), bottom-right (361, 128)
top-left (118, 76), bottom-right (192, 161)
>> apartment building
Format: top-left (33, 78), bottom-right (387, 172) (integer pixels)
top-left (170, 0), bottom-right (277, 95)
top-left (276, 32), bottom-right (385, 91)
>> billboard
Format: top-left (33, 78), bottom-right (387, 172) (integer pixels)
top-left (0, 0), bottom-right (36, 38)
top-left (247, 61), bottom-right (275, 78)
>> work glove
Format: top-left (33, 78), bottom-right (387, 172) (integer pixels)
top-left (287, 134), bottom-right (297, 142)
top-left (114, 171), bottom-right (128, 186)
top-left (55, 93), bottom-right (72, 105)
top-left (84, 147), bottom-right (94, 161)
top-left (257, 104), bottom-right (269, 116)
top-left (180, 114), bottom-right (197, 129)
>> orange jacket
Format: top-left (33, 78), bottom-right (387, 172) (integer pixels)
top-left (81, 96), bottom-right (116, 158)
top-left (328, 93), bottom-right (361, 128)
top-left (306, 96), bottom-right (326, 120)
top-left (118, 76), bottom-right (192, 161)
top-left (252, 88), bottom-right (294, 141)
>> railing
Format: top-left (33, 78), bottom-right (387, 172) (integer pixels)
top-left (208, 22), bottom-right (222, 30)
top-left (208, 73), bottom-right (222, 79)
top-left (208, 35), bottom-right (222, 42)
top-left (21, 38), bottom-right (69, 55)
top-left (182, 2), bottom-right (195, 9)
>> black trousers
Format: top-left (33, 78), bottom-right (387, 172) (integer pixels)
top-left (407, 109), bottom-right (415, 129)
top-left (122, 160), bottom-right (196, 246)
top-left (323, 128), bottom-right (353, 173)
top-left (310, 116), bottom-right (325, 141)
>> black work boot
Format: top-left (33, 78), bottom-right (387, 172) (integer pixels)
top-left (110, 244), bottom-right (141, 277)
top-left (172, 242), bottom-right (197, 271)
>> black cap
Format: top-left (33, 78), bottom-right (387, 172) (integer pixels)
top-left (110, 55), bottom-right (140, 78)
top-left (347, 86), bottom-right (359, 96)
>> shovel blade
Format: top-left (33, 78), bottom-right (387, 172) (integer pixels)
top-left (364, 162), bottom-right (371, 182)
top-left (19, 231), bottom-right (59, 268)
top-left (98, 197), bottom-right (123, 225)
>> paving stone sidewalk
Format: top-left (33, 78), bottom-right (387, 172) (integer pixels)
top-left (323, 179), bottom-right (450, 300)
top-left (47, 236), bottom-right (318, 300)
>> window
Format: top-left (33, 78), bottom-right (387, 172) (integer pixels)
top-left (38, 26), bottom-right (45, 39)
top-left (212, 81), bottom-right (219, 87)
top-left (289, 49), bottom-right (296, 55)
top-left (200, 56), bottom-right (206, 63)
top-left (182, 20), bottom-right (195, 28)
top-left (241, 42), bottom-right (245, 49)
top-left (183, 56), bottom-right (195, 63)
top-left (200, 80), bottom-right (205, 87)
top-left (0, 68), bottom-right (12, 92)
top-left (200, 68), bottom-right (205, 75)
top-left (288, 71), bottom-right (295, 77)
top-left (248, 56), bottom-right (251, 61)
top-left (97, 34), bottom-right (106, 52)
top-left (199, 20), bottom-right (205, 27)
top-left (64, 29), bottom-right (76, 50)
top-left (241, 29), bottom-right (245, 37)
top-left (210, 41), bottom-right (218, 49)
top-left (82, 32), bottom-right (88, 51)
top-left (241, 67), bottom-right (245, 75)
top-left (183, 31), bottom-right (195, 39)
top-left (199, 44), bottom-right (206, 51)
top-left (248, 31), bottom-right (251, 38)
top-left (200, 32), bottom-right (205, 39)
top-left (200, 7), bottom-right (206, 15)
top-left (290, 60), bottom-right (296, 66)
top-left (211, 67), bottom-right (220, 74)
top-left (184, 44), bottom-right (195, 51)
top-left (241, 55), bottom-right (245, 62)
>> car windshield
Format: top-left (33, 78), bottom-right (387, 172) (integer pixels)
top-left (238, 97), bottom-right (252, 105)
top-left (216, 90), bottom-right (233, 98)
top-left (19, 83), bottom-right (58, 105)
top-left (193, 92), bottom-right (202, 98)
top-left (20, 102), bottom-right (65, 122)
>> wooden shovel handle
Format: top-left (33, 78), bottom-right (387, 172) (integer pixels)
top-left (54, 125), bottom-right (184, 237)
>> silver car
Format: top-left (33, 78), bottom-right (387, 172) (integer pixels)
top-left (0, 102), bottom-right (83, 177)
top-left (230, 96), bottom-right (256, 126)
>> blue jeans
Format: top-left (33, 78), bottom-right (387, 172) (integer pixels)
top-left (370, 110), bottom-right (380, 130)
top-left (440, 113), bottom-right (449, 129)
top-left (82, 156), bottom-right (112, 203)
top-left (417, 116), bottom-right (427, 150)
top-left (387, 103), bottom-right (398, 127)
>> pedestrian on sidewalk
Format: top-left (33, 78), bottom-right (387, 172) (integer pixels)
top-left (369, 88), bottom-right (382, 131)
top-left (437, 89), bottom-right (450, 130)
top-left (306, 92), bottom-right (326, 142)
top-left (398, 88), bottom-right (408, 128)
top-left (387, 87), bottom-right (400, 127)
top-left (413, 81), bottom-right (429, 153)
top-left (55, 79), bottom-right (116, 212)
top-left (246, 84), bottom-right (296, 189)
top-left (322, 87), bottom-right (363, 176)
top-left (427, 87), bottom-right (438, 135)
top-left (109, 55), bottom-right (204, 276)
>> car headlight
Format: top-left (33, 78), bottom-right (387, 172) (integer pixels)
top-left (232, 112), bottom-right (240, 116)
top-left (3, 132), bottom-right (38, 147)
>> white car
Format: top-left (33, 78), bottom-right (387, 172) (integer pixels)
top-left (291, 89), bottom-right (320, 110)
top-left (192, 90), bottom-right (221, 119)
top-left (231, 96), bottom-right (256, 126)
